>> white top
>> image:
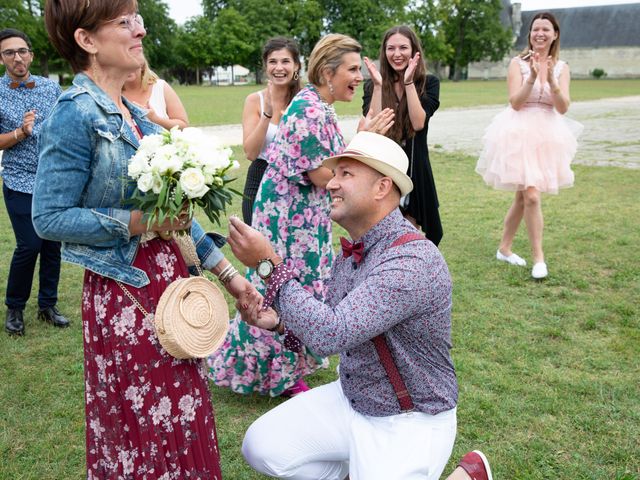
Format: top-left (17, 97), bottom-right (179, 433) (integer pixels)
top-left (258, 90), bottom-right (278, 159)
top-left (148, 79), bottom-right (168, 119)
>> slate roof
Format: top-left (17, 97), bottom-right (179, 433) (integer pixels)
top-left (515, 3), bottom-right (640, 49)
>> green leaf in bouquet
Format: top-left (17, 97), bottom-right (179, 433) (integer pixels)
top-left (157, 207), bottom-right (167, 226)
top-left (158, 182), bottom-right (168, 208)
top-left (174, 181), bottom-right (184, 210)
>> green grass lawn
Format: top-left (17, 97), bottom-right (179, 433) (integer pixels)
top-left (0, 144), bottom-right (638, 479)
top-left (176, 78), bottom-right (640, 126)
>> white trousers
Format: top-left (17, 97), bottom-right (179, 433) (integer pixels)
top-left (242, 380), bottom-right (457, 480)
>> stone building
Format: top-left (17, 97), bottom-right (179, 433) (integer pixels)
top-left (468, 1), bottom-right (640, 79)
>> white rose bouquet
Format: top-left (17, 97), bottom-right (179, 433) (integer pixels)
top-left (127, 126), bottom-right (240, 228)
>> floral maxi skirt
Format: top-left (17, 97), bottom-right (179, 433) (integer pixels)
top-left (82, 238), bottom-right (222, 479)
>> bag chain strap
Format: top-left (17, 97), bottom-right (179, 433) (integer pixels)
top-left (115, 230), bottom-right (201, 318)
top-left (117, 280), bottom-right (150, 317)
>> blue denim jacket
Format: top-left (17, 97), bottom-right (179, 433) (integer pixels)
top-left (32, 73), bottom-right (225, 287)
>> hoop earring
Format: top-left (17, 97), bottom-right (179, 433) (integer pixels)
top-left (328, 81), bottom-right (334, 96)
top-left (293, 70), bottom-right (299, 81)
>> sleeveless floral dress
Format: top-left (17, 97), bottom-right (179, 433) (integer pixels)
top-left (209, 84), bottom-right (345, 396)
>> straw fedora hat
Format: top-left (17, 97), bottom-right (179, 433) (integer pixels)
top-left (322, 131), bottom-right (413, 196)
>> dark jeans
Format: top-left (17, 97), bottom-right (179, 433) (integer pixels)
top-left (3, 184), bottom-right (61, 310)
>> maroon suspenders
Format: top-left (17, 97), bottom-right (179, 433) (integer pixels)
top-left (371, 232), bottom-right (426, 412)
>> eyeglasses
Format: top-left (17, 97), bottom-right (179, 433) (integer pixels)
top-left (1, 48), bottom-right (33, 59)
top-left (108, 13), bottom-right (145, 33)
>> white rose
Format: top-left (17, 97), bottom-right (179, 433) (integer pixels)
top-left (128, 152), bottom-right (150, 179)
top-left (201, 149), bottom-right (233, 175)
top-left (149, 144), bottom-right (183, 174)
top-left (180, 168), bottom-right (209, 199)
top-left (178, 127), bottom-right (206, 145)
top-left (138, 134), bottom-right (164, 154)
top-left (151, 174), bottom-right (164, 194)
top-left (137, 172), bottom-right (154, 193)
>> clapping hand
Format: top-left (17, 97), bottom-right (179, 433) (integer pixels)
top-left (364, 57), bottom-right (382, 87)
top-left (145, 105), bottom-right (163, 125)
top-left (263, 80), bottom-right (274, 117)
top-left (529, 52), bottom-right (540, 81)
top-left (360, 107), bottom-right (395, 135)
top-left (546, 56), bottom-right (557, 85)
top-left (404, 52), bottom-right (421, 85)
top-left (22, 110), bottom-right (36, 136)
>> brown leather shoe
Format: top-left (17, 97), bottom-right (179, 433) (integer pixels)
top-left (38, 306), bottom-right (70, 328)
top-left (5, 308), bottom-right (25, 335)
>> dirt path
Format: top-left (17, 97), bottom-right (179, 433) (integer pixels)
top-left (203, 95), bottom-right (640, 169)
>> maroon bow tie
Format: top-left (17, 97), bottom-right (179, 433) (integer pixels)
top-left (9, 80), bottom-right (35, 89)
top-left (340, 237), bottom-right (364, 264)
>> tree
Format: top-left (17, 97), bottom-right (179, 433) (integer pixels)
top-left (175, 16), bottom-right (216, 84)
top-left (202, 0), bottom-right (228, 19)
top-left (320, 0), bottom-right (409, 57)
top-left (438, 0), bottom-right (512, 81)
top-left (407, 0), bottom-right (451, 76)
top-left (213, 0), bottom-right (288, 84)
top-left (1, 0), bottom-right (65, 77)
top-left (209, 7), bottom-right (253, 84)
top-left (137, 0), bottom-right (178, 72)
top-left (283, 0), bottom-right (323, 62)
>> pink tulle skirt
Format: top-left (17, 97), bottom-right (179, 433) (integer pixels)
top-left (476, 105), bottom-right (583, 194)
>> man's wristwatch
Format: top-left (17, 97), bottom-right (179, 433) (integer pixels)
top-left (256, 258), bottom-right (282, 280)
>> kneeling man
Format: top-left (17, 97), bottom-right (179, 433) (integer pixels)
top-left (228, 132), bottom-right (491, 480)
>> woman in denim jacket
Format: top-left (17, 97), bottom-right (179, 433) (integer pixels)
top-left (32, 0), bottom-right (253, 477)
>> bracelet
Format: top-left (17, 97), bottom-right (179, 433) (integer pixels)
top-left (263, 111), bottom-right (273, 119)
top-left (217, 263), bottom-right (234, 279)
top-left (404, 81), bottom-right (414, 86)
top-left (268, 316), bottom-right (282, 333)
top-left (217, 264), bottom-right (239, 284)
top-left (552, 86), bottom-right (561, 94)
top-left (220, 268), bottom-right (238, 285)
top-left (13, 129), bottom-right (19, 141)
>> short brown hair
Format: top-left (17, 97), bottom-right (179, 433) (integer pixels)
top-left (45, 0), bottom-right (137, 73)
top-left (307, 34), bottom-right (361, 86)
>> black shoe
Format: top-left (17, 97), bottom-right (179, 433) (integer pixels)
top-left (5, 308), bottom-right (25, 335)
top-left (38, 306), bottom-right (70, 328)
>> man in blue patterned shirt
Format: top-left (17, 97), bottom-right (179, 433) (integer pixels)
top-left (228, 132), bottom-right (492, 480)
top-left (0, 28), bottom-right (68, 335)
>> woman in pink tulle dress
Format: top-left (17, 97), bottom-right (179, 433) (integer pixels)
top-left (476, 12), bottom-right (582, 279)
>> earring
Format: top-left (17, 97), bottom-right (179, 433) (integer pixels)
top-left (91, 53), bottom-right (101, 84)
top-left (328, 81), bottom-right (334, 96)
top-left (293, 70), bottom-right (299, 81)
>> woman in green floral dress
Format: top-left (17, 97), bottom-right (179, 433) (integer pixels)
top-left (209, 34), bottom-right (365, 396)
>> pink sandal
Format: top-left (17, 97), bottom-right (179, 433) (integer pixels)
top-left (282, 379), bottom-right (310, 397)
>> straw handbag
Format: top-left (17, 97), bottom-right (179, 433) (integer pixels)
top-left (117, 232), bottom-right (229, 359)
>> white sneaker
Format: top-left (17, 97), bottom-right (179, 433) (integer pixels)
top-left (496, 250), bottom-right (527, 267)
top-left (531, 262), bottom-right (548, 279)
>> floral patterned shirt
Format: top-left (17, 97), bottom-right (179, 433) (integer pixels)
top-left (274, 209), bottom-right (458, 417)
top-left (0, 74), bottom-right (62, 193)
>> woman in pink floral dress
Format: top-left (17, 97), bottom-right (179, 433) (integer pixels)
top-left (210, 34), bottom-right (367, 397)
top-left (34, 1), bottom-right (255, 477)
